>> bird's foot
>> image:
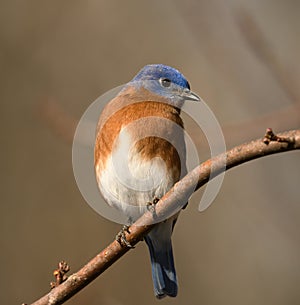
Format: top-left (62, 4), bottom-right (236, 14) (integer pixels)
top-left (146, 197), bottom-right (159, 212)
top-left (116, 225), bottom-right (135, 248)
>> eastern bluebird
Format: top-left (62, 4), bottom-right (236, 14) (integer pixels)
top-left (94, 64), bottom-right (200, 298)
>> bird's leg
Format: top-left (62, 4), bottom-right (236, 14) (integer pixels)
top-left (116, 224), bottom-right (135, 248)
top-left (146, 197), bottom-right (160, 212)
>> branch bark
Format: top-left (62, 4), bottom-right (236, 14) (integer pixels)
top-left (28, 129), bottom-right (300, 305)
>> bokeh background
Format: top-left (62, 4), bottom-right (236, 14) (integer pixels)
top-left (1, 0), bottom-right (300, 304)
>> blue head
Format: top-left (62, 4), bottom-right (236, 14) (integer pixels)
top-left (129, 64), bottom-right (200, 108)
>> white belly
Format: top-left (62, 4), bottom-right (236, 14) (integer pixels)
top-left (96, 130), bottom-right (176, 221)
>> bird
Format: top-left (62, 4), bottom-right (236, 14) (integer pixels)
top-left (94, 64), bottom-right (200, 298)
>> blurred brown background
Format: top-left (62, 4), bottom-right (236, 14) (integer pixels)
top-left (1, 0), bottom-right (300, 304)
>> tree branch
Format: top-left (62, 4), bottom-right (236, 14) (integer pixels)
top-left (28, 129), bottom-right (300, 305)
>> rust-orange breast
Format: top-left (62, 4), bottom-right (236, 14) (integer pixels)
top-left (94, 86), bottom-right (185, 181)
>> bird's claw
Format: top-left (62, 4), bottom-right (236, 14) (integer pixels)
top-left (146, 197), bottom-right (160, 212)
top-left (116, 225), bottom-right (134, 248)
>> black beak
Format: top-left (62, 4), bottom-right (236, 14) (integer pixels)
top-left (182, 88), bottom-right (201, 101)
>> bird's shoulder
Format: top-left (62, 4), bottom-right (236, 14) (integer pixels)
top-left (97, 86), bottom-right (183, 131)
top-left (94, 86), bottom-right (184, 168)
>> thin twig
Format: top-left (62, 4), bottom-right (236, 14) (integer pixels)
top-left (28, 129), bottom-right (300, 305)
top-left (50, 261), bottom-right (70, 289)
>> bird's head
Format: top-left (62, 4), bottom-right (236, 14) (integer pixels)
top-left (129, 64), bottom-right (200, 108)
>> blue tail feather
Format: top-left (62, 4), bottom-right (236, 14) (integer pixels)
top-left (144, 234), bottom-right (178, 299)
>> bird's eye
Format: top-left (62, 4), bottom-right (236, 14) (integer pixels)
top-left (159, 78), bottom-right (171, 88)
